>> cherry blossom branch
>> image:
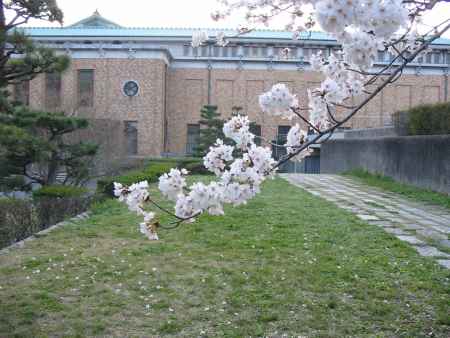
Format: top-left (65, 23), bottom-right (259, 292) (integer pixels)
top-left (273, 21), bottom-right (450, 171)
top-left (114, 1), bottom-right (450, 241)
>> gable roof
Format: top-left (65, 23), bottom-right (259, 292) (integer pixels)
top-left (68, 10), bottom-right (122, 28)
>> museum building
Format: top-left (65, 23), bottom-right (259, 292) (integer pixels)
top-left (14, 11), bottom-right (450, 157)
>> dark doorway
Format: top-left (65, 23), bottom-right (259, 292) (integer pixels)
top-left (124, 121), bottom-right (138, 155)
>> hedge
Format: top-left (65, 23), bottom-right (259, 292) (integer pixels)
top-left (32, 185), bottom-right (88, 199)
top-left (97, 158), bottom-right (207, 197)
top-left (0, 195), bottom-right (92, 249)
top-left (395, 102), bottom-right (450, 136)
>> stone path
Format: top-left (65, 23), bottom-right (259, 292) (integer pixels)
top-left (281, 174), bottom-right (450, 269)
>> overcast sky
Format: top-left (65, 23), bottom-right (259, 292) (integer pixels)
top-left (19, 0), bottom-right (450, 37)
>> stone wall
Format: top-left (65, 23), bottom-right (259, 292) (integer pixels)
top-left (320, 135), bottom-right (450, 194)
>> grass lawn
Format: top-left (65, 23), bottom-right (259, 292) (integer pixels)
top-left (344, 169), bottom-right (450, 210)
top-left (0, 177), bottom-right (449, 337)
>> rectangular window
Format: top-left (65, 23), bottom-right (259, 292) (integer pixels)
top-left (261, 46), bottom-right (269, 58)
top-left (250, 124), bottom-right (262, 146)
top-left (222, 47), bottom-right (229, 57)
top-left (231, 45), bottom-right (238, 57)
top-left (213, 46), bottom-right (220, 57)
top-left (186, 124), bottom-right (200, 155)
top-left (377, 51), bottom-right (385, 62)
top-left (14, 80), bottom-right (29, 105)
top-left (183, 45), bottom-right (190, 56)
top-left (302, 48), bottom-right (310, 60)
top-left (426, 53), bottom-right (432, 64)
top-left (274, 47), bottom-right (284, 58)
top-left (433, 52), bottom-right (441, 64)
top-left (274, 125), bottom-right (291, 160)
top-left (277, 125), bottom-right (291, 143)
top-left (78, 69), bottom-right (94, 107)
top-left (201, 46), bottom-right (208, 57)
top-left (124, 121), bottom-right (138, 155)
top-left (45, 72), bottom-right (62, 108)
top-left (243, 46), bottom-right (250, 57)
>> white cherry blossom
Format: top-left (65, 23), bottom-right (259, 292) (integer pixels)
top-left (191, 30), bottom-right (208, 48)
top-left (259, 83), bottom-right (298, 119)
top-left (223, 115), bottom-right (254, 149)
top-left (203, 139), bottom-right (234, 175)
top-left (158, 168), bottom-right (188, 201)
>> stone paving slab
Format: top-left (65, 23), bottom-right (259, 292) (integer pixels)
top-left (281, 174), bottom-right (450, 269)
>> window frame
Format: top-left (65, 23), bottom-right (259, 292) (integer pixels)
top-left (45, 71), bottom-right (62, 109)
top-left (77, 69), bottom-right (95, 108)
top-left (124, 120), bottom-right (138, 156)
top-left (186, 123), bottom-right (200, 155)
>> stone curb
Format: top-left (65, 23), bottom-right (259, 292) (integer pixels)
top-left (0, 211), bottom-right (90, 255)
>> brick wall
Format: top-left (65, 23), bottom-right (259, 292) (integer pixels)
top-left (166, 68), bottom-right (449, 155)
top-left (24, 58), bottom-right (449, 157)
top-left (29, 58), bottom-right (166, 157)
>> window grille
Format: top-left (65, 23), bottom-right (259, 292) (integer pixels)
top-left (186, 124), bottom-right (200, 155)
top-left (250, 124), bottom-right (262, 146)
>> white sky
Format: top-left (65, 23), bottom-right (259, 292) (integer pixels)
top-left (19, 0), bottom-right (450, 37)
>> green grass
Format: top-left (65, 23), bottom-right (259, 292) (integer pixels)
top-left (0, 177), bottom-right (449, 337)
top-left (345, 169), bottom-right (450, 210)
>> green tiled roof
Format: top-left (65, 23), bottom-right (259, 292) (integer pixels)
top-left (14, 11), bottom-right (449, 45)
top-left (19, 26), bottom-right (334, 41)
top-left (18, 26), bottom-right (450, 45)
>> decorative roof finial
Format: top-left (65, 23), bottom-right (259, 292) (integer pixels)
top-left (93, 9), bottom-right (100, 16)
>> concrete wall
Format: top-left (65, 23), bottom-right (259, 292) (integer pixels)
top-left (320, 135), bottom-right (450, 194)
top-left (344, 127), bottom-right (397, 139)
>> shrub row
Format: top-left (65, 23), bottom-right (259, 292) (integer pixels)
top-left (394, 102), bottom-right (450, 135)
top-left (97, 158), bottom-right (208, 197)
top-left (0, 193), bottom-right (92, 249)
top-left (32, 185), bottom-right (88, 199)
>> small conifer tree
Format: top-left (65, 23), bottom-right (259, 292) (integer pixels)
top-left (194, 105), bottom-right (225, 157)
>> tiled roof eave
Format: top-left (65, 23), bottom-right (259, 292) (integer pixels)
top-left (15, 27), bottom-right (450, 46)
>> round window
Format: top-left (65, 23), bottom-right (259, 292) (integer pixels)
top-left (123, 80), bottom-right (139, 97)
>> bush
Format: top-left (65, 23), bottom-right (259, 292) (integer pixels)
top-left (184, 161), bottom-right (210, 175)
top-left (0, 194), bottom-right (92, 249)
top-left (395, 102), bottom-right (450, 136)
top-left (32, 185), bottom-right (88, 199)
top-left (97, 158), bottom-right (209, 198)
top-left (0, 198), bottom-right (37, 248)
top-left (0, 175), bottom-right (26, 191)
top-left (97, 162), bottom-right (175, 197)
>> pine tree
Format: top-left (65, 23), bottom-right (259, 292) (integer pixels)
top-left (0, 1), bottom-right (98, 189)
top-left (194, 105), bottom-right (225, 157)
top-left (0, 107), bottom-right (98, 187)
